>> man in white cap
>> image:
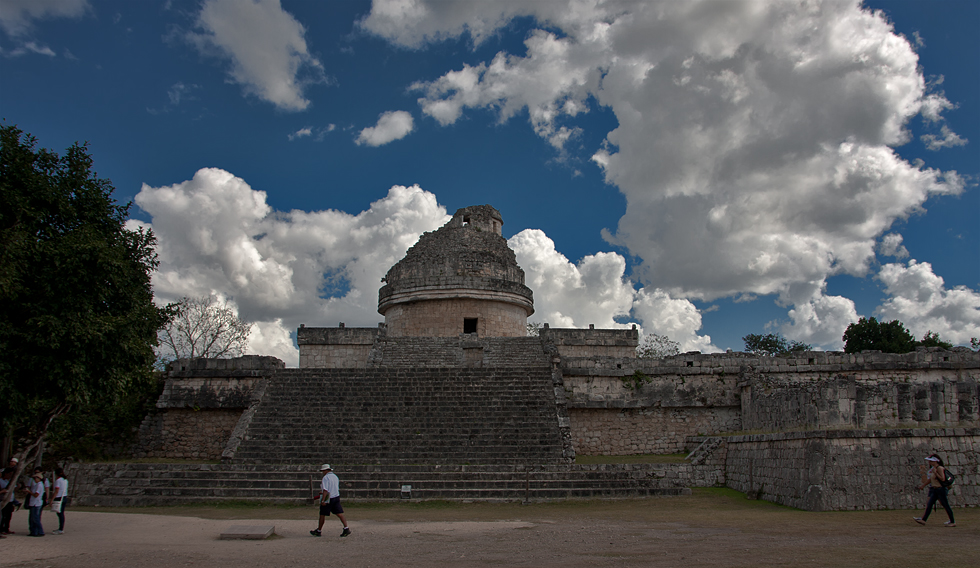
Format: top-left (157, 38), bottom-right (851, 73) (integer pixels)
top-left (311, 464), bottom-right (350, 537)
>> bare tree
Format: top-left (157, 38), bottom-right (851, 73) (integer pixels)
top-left (157, 294), bottom-right (251, 365)
top-left (637, 333), bottom-right (680, 358)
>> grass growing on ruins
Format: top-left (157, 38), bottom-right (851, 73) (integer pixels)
top-left (575, 453), bottom-right (689, 464)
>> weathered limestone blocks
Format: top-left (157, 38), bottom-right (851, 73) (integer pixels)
top-left (570, 407), bottom-right (741, 455)
top-left (379, 205), bottom-right (534, 337)
top-left (134, 409), bottom-right (242, 460)
top-left (384, 298), bottom-right (528, 337)
top-left (741, 374), bottom-right (979, 432)
top-left (298, 324), bottom-right (378, 368)
top-left (724, 428), bottom-right (980, 511)
top-left (540, 327), bottom-right (639, 358)
top-left (564, 372), bottom-right (740, 409)
top-left (135, 356), bottom-right (281, 460)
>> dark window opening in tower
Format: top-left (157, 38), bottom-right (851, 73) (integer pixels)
top-left (463, 318), bottom-right (478, 334)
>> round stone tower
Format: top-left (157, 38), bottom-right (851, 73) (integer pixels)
top-left (378, 205), bottom-right (534, 337)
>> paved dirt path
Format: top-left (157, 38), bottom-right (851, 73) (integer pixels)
top-left (2, 495), bottom-right (977, 567)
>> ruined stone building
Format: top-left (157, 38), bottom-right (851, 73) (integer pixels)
top-left (72, 205), bottom-right (979, 512)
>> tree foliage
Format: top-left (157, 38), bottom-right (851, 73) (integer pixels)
top-left (842, 317), bottom-right (917, 353)
top-left (917, 331), bottom-right (953, 350)
top-left (156, 294), bottom-right (251, 365)
top-left (637, 333), bottom-right (681, 358)
top-left (742, 333), bottom-right (811, 357)
top-left (0, 125), bottom-right (167, 496)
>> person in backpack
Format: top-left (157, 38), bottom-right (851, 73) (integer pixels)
top-left (913, 454), bottom-right (955, 527)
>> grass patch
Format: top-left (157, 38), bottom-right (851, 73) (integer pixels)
top-left (575, 453), bottom-right (688, 464)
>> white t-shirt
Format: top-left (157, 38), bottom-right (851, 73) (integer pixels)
top-left (28, 479), bottom-right (44, 507)
top-left (53, 477), bottom-right (68, 499)
top-left (321, 472), bottom-right (340, 499)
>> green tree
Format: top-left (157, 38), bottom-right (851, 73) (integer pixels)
top-left (742, 333), bottom-right (811, 357)
top-left (917, 331), bottom-right (953, 350)
top-left (637, 333), bottom-right (681, 358)
top-left (0, 125), bottom-right (167, 498)
top-left (842, 317), bottom-right (916, 353)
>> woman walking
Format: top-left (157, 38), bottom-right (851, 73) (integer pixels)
top-left (913, 454), bottom-right (955, 527)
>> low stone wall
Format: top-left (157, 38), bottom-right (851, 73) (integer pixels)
top-left (300, 344), bottom-right (374, 368)
top-left (134, 408), bottom-right (243, 460)
top-left (569, 407), bottom-right (740, 455)
top-left (298, 325), bottom-right (379, 368)
top-left (724, 428), bottom-right (980, 511)
top-left (134, 356), bottom-right (280, 460)
top-left (540, 326), bottom-right (639, 358)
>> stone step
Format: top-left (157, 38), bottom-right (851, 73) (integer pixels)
top-left (71, 462), bottom-right (696, 506)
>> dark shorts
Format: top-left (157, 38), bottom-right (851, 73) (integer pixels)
top-left (319, 497), bottom-right (343, 516)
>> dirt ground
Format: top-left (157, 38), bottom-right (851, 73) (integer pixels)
top-left (2, 489), bottom-right (977, 568)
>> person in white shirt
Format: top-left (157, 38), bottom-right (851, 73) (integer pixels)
top-left (51, 468), bottom-right (68, 534)
top-left (310, 464), bottom-right (350, 537)
top-left (27, 473), bottom-right (44, 536)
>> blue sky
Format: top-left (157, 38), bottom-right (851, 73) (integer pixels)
top-left (2, 0), bottom-right (977, 365)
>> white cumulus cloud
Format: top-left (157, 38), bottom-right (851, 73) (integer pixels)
top-left (875, 260), bottom-right (980, 345)
top-left (921, 124), bottom-right (968, 151)
top-left (782, 290), bottom-right (859, 350)
top-left (879, 233), bottom-right (909, 259)
top-left (131, 168), bottom-right (450, 366)
top-left (364, 0), bottom-right (970, 348)
top-left (510, 228), bottom-right (715, 352)
top-left (355, 110), bottom-right (415, 146)
top-left (189, 0), bottom-right (324, 111)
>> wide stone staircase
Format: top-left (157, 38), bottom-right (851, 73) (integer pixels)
top-left (69, 462), bottom-right (694, 506)
top-left (70, 355), bottom-right (716, 505)
top-left (229, 366), bottom-right (568, 465)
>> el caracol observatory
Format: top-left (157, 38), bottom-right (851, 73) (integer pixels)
top-left (378, 205), bottom-right (534, 337)
top-left (86, 204), bottom-right (978, 512)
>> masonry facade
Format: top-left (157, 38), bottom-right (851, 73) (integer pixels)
top-left (124, 205), bottom-right (979, 511)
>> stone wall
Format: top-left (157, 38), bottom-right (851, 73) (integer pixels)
top-left (741, 373), bottom-right (979, 432)
top-left (154, 376), bottom-right (265, 409)
top-left (134, 409), bottom-right (243, 460)
top-left (724, 428), bottom-right (980, 511)
top-left (134, 356), bottom-right (281, 460)
top-left (384, 298), bottom-right (528, 337)
top-left (570, 407), bottom-right (741, 455)
top-left (558, 349), bottom-right (979, 457)
top-left (540, 326), bottom-right (639, 358)
top-left (298, 325), bottom-right (379, 368)
top-left (561, 364), bottom-right (741, 456)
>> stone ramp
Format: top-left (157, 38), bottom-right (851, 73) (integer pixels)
top-left (69, 462), bottom-right (705, 507)
top-left (229, 366), bottom-right (570, 465)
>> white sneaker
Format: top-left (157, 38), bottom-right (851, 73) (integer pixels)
top-left (51, 530), bottom-right (63, 535)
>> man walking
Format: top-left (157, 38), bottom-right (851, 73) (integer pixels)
top-left (310, 464), bottom-right (350, 537)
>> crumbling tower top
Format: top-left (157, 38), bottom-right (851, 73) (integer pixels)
top-left (378, 205), bottom-right (533, 337)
